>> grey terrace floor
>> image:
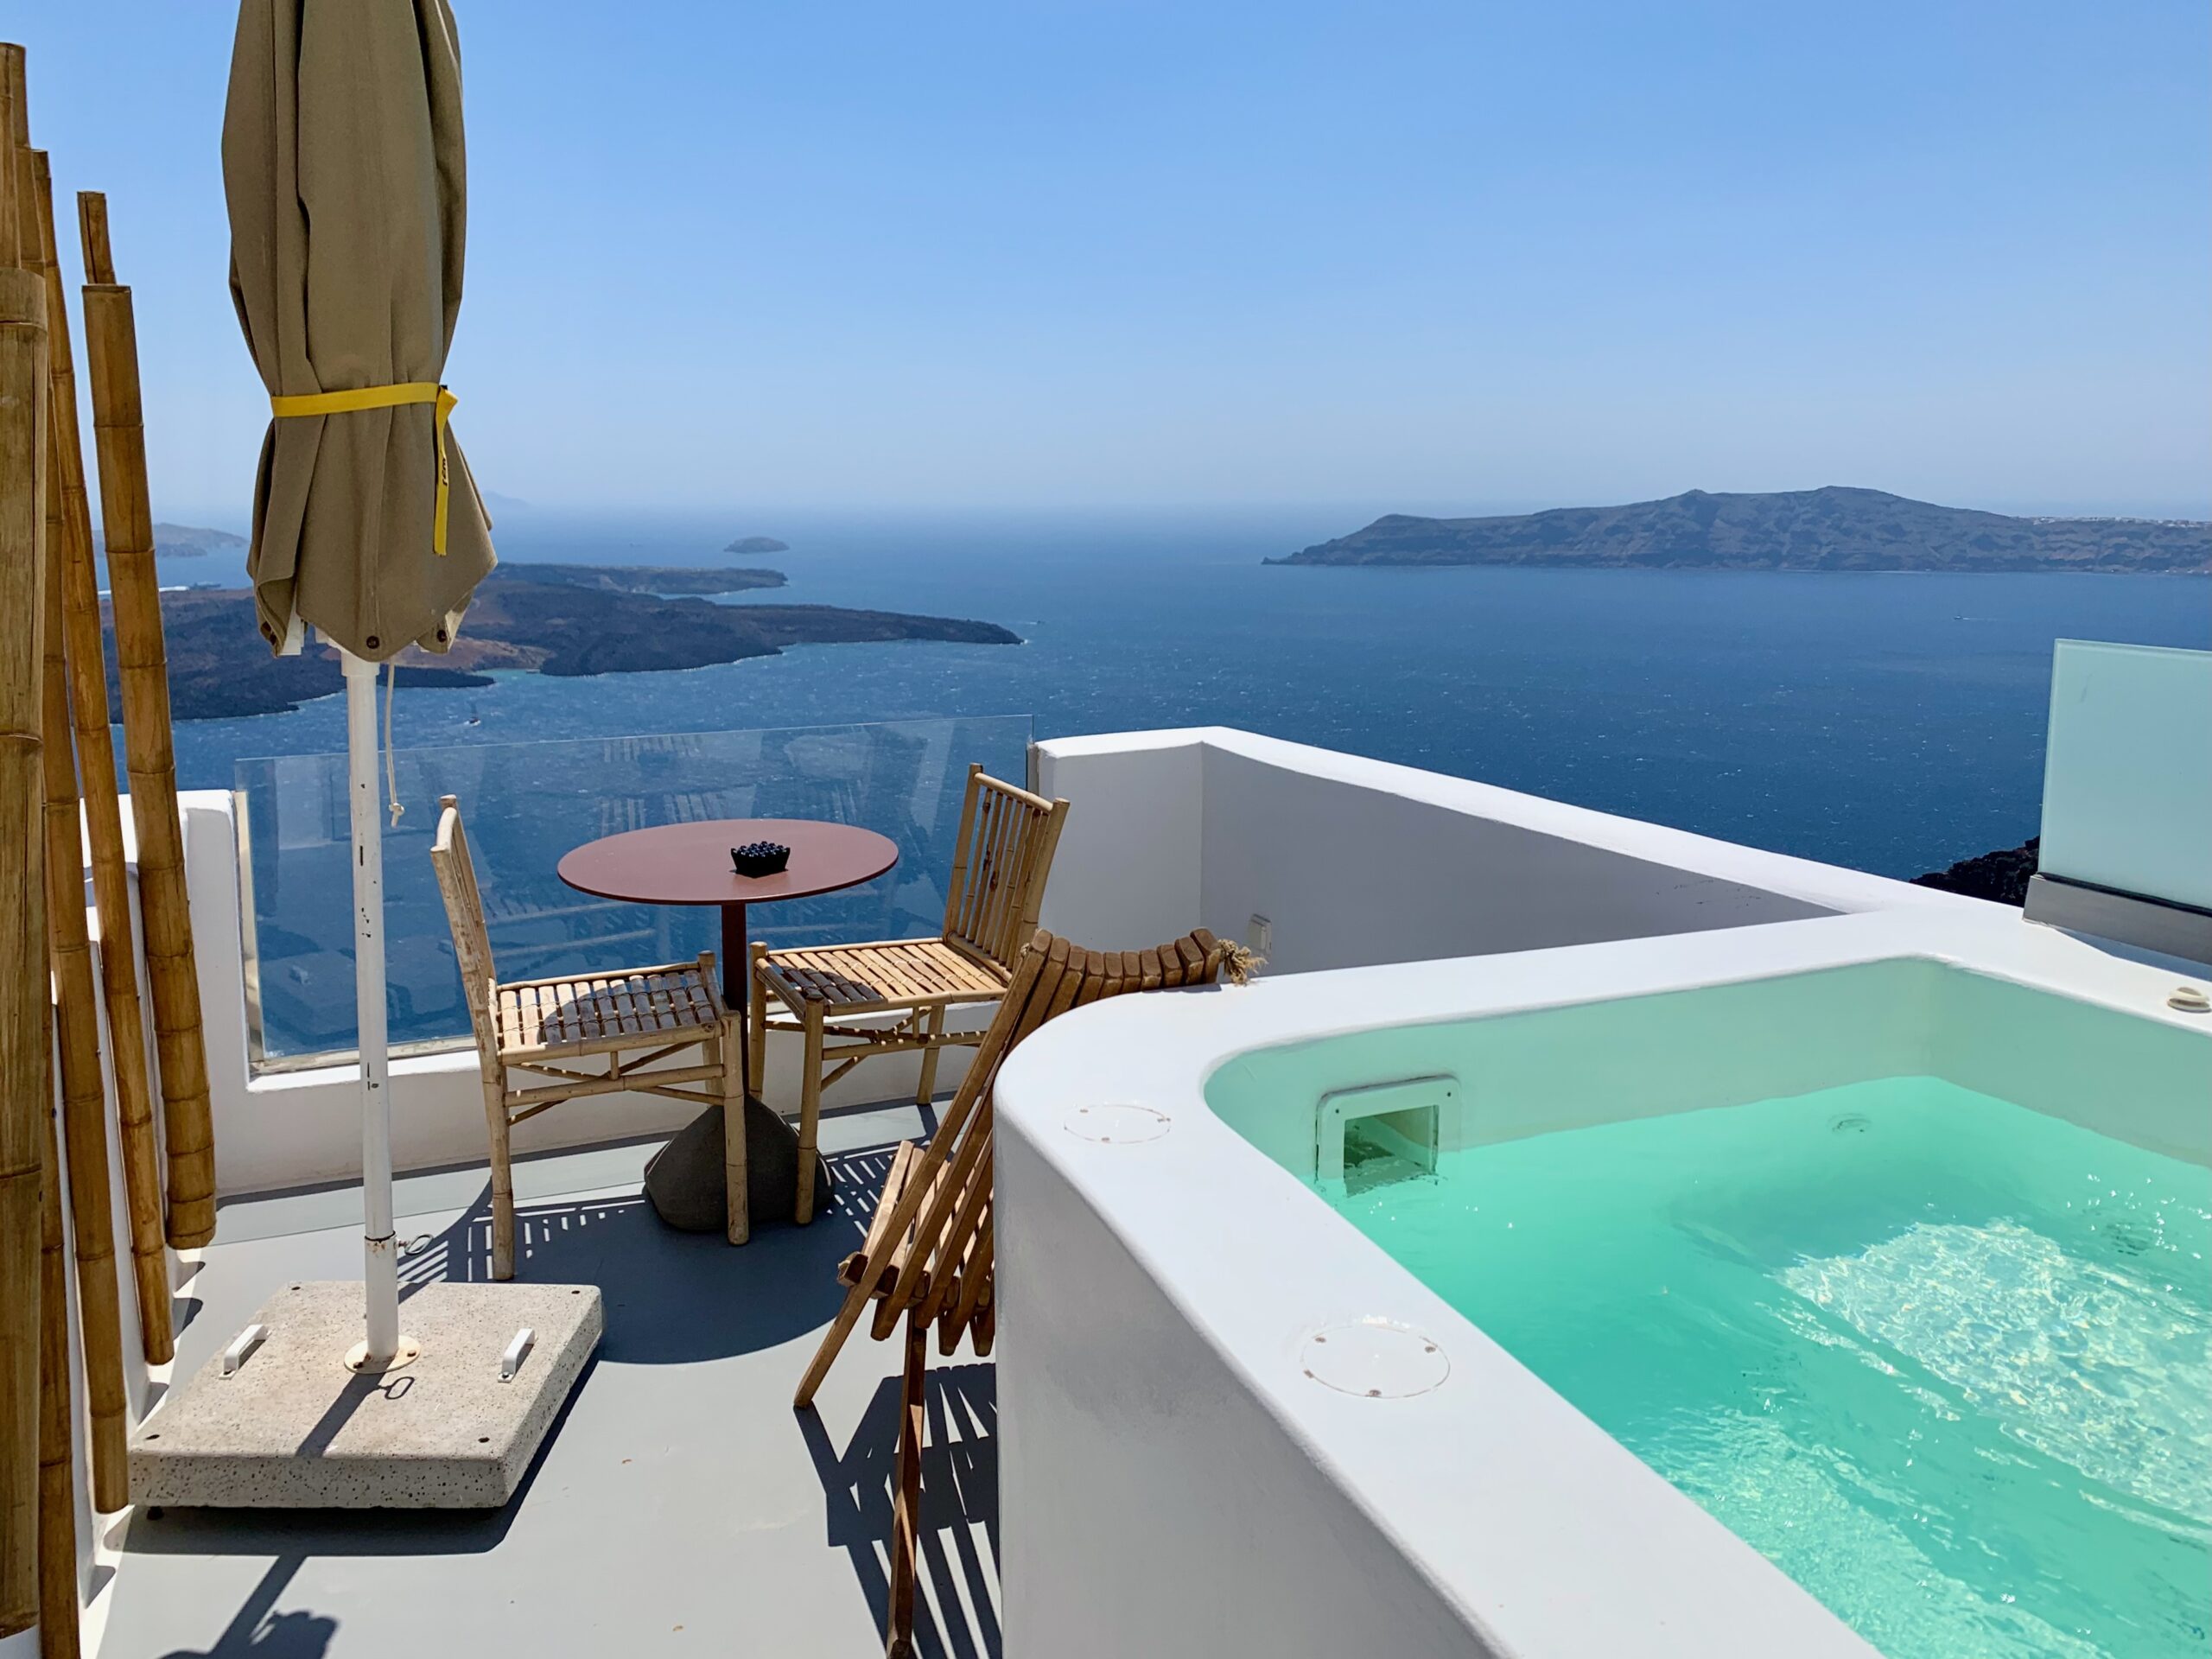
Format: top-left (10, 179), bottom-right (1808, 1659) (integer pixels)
top-left (97, 1101), bottom-right (999, 1659)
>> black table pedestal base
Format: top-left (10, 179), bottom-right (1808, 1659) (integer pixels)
top-left (642, 1094), bottom-right (836, 1234)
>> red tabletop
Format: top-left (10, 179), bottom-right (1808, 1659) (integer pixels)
top-left (556, 818), bottom-right (899, 910)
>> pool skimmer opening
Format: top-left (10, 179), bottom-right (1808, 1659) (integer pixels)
top-left (1315, 1076), bottom-right (1452, 1185)
top-left (1064, 1103), bottom-right (1172, 1145)
top-left (1300, 1319), bottom-right (1450, 1399)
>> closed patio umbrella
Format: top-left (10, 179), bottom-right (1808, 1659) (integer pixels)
top-left (223, 0), bottom-right (494, 1369)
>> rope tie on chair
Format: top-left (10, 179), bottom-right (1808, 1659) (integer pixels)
top-left (1217, 942), bottom-right (1262, 985)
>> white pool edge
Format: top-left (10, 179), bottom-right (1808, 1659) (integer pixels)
top-left (994, 905), bottom-right (2211, 1658)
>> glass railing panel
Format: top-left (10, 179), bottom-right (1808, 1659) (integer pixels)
top-left (234, 715), bottom-right (1033, 1066)
top-left (2038, 640), bottom-right (2212, 910)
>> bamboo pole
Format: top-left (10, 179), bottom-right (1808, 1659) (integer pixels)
top-left (31, 153), bottom-right (170, 1364)
top-left (78, 191), bottom-right (216, 1249)
top-left (0, 37), bottom-right (51, 1643)
top-left (40, 366), bottom-right (130, 1515)
top-left (37, 1096), bottom-right (79, 1659)
top-left (0, 43), bottom-right (17, 268)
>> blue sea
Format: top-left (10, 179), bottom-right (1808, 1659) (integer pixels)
top-left (169, 505), bottom-right (2209, 880)
top-left (168, 507), bottom-right (2212, 1058)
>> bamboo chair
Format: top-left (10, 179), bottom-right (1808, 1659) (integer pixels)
top-left (794, 927), bottom-right (1247, 1659)
top-left (748, 766), bottom-right (1071, 1225)
top-left (431, 796), bottom-right (747, 1274)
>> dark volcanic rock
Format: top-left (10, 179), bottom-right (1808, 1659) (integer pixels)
top-left (118, 563), bottom-right (1021, 721)
top-left (1912, 838), bottom-right (2039, 906)
top-left (467, 580), bottom-right (1020, 679)
top-left (1274, 487), bottom-right (2212, 573)
top-left (111, 590), bottom-right (496, 720)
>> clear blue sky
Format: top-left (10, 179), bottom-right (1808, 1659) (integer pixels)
top-left (15, 2), bottom-right (2211, 518)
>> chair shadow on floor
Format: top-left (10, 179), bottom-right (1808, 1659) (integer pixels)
top-left (802, 1359), bottom-right (1001, 1659)
top-left (391, 1139), bottom-right (895, 1365)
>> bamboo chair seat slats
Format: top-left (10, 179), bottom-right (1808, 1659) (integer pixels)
top-left (494, 963), bottom-right (720, 1058)
top-left (432, 796), bottom-right (747, 1274)
top-left (748, 769), bottom-right (1070, 1230)
top-left (758, 937), bottom-right (1007, 1014)
top-left (793, 925), bottom-right (1245, 1659)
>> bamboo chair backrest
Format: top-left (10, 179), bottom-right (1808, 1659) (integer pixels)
top-left (938, 766), bottom-right (1071, 976)
top-left (873, 927), bottom-right (1236, 1347)
top-left (429, 795), bottom-right (499, 1065)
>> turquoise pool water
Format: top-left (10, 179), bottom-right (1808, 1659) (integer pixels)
top-left (1321, 1079), bottom-right (2211, 1659)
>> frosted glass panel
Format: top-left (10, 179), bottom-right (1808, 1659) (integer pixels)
top-left (2038, 641), bottom-right (2212, 910)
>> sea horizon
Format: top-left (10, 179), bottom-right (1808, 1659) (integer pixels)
top-left (152, 505), bottom-right (2212, 887)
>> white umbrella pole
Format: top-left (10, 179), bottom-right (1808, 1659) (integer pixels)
top-left (340, 648), bottom-right (401, 1366)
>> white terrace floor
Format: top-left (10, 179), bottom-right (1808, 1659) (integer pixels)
top-left (96, 1101), bottom-right (997, 1659)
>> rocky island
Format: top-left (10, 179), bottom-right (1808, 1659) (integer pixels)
top-left (1912, 839), bottom-right (2039, 906)
top-left (725, 535), bottom-right (790, 554)
top-left (1273, 487), bottom-right (2212, 573)
top-left (152, 522), bottom-right (248, 559)
top-left (118, 562), bottom-right (1020, 720)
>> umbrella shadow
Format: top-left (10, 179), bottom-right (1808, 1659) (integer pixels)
top-left (802, 1361), bottom-right (1001, 1659)
top-left (118, 1354), bottom-right (600, 1656)
top-left (155, 1555), bottom-right (335, 1658)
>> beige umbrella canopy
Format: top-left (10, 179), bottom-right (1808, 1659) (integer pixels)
top-left (222, 0), bottom-right (494, 661)
top-left (223, 0), bottom-right (496, 1368)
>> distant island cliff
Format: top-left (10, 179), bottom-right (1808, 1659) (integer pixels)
top-left (1271, 487), bottom-right (2212, 573)
top-left (152, 522), bottom-right (248, 559)
top-left (726, 535), bottom-right (790, 554)
top-left (1913, 838), bottom-right (2038, 906)
top-left (119, 562), bottom-right (1020, 720)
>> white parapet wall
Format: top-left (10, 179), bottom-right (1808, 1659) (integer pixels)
top-left (175, 731), bottom-right (1971, 1196)
top-left (1033, 728), bottom-right (1967, 966)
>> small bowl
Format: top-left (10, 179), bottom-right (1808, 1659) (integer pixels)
top-left (730, 842), bottom-right (791, 878)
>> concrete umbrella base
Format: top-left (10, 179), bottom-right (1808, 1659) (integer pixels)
top-left (129, 1281), bottom-right (601, 1509)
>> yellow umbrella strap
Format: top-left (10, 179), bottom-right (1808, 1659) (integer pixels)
top-left (270, 381), bottom-right (460, 555)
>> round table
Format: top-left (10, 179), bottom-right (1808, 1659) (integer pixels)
top-left (557, 817), bottom-right (899, 1010)
top-left (556, 818), bottom-right (899, 1234)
